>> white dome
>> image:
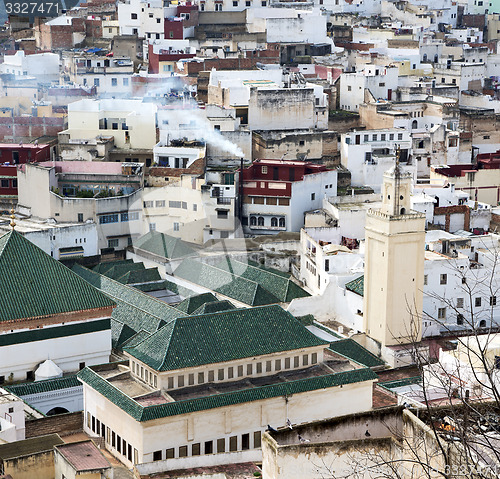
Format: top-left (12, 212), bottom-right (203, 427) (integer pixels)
top-left (35, 359), bottom-right (63, 381)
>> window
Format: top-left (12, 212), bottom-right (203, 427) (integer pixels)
top-left (256, 362), bottom-right (262, 373)
top-left (423, 274), bottom-right (428, 285)
top-left (246, 0), bottom-right (250, 5)
top-left (217, 439), bottom-right (225, 453)
top-left (262, 166), bottom-right (268, 174)
top-left (279, 218), bottom-right (285, 228)
top-left (143, 201), bottom-right (153, 208)
top-left (398, 133), bottom-right (403, 140)
top-left (237, 365), bottom-right (243, 377)
top-left (153, 450), bottom-right (162, 461)
top-left (121, 212), bottom-right (139, 222)
top-left (438, 307), bottom-right (446, 319)
top-left (261, 0), bottom-right (266, 5)
top-left (156, 18), bottom-right (161, 23)
top-left (457, 298), bottom-right (464, 309)
top-left (254, 431), bottom-right (261, 448)
top-left (311, 353), bottom-right (318, 364)
top-left (228, 367), bottom-right (233, 379)
top-left (189, 373), bottom-right (194, 385)
top-left (193, 204), bottom-right (197, 211)
top-left (490, 296), bottom-right (497, 306)
top-left (311, 193), bottom-right (315, 201)
top-left (108, 238), bottom-right (119, 248)
top-left (168, 377), bottom-right (174, 389)
top-left (166, 448), bottom-right (175, 459)
top-left (372, 134), bottom-right (377, 141)
top-left (275, 359), bottom-right (281, 370)
top-left (179, 446), bottom-right (188, 457)
top-left (192, 444), bottom-right (200, 456)
top-left (266, 360), bottom-right (272, 372)
top-left (294, 356), bottom-right (299, 367)
top-left (233, 0), bottom-right (238, 5)
top-left (218, 369), bottom-right (224, 380)
top-left (217, 210), bottom-right (228, 219)
top-left (173, 222), bottom-right (180, 232)
top-left (229, 436), bottom-right (237, 451)
top-left (457, 314), bottom-right (464, 325)
top-left (440, 274), bottom-right (447, 285)
top-left (257, 217), bottom-right (264, 226)
top-left (389, 133), bottom-right (394, 140)
top-left (242, 433), bottom-right (250, 450)
top-left (198, 372), bottom-right (204, 384)
top-left (205, 441), bottom-right (213, 454)
top-left (99, 214), bottom-right (118, 224)
top-left (155, 200), bottom-right (165, 207)
top-left (131, 12), bottom-right (137, 18)
top-left (271, 217), bottom-right (278, 227)
top-left (94, 78), bottom-right (100, 87)
top-left (111, 78), bottom-right (117, 86)
top-left (247, 364), bottom-right (253, 375)
top-left (285, 357), bottom-right (290, 369)
top-left (347, 86), bottom-right (352, 92)
top-left (303, 354), bottom-right (309, 366)
top-left (208, 370), bottom-right (215, 381)
top-left (78, 213), bottom-right (83, 222)
top-left (149, 223), bottom-right (156, 232)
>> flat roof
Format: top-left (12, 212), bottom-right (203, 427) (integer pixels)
top-left (0, 434), bottom-right (63, 460)
top-left (55, 441), bottom-right (110, 472)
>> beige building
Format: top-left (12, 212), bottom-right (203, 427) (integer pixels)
top-left (363, 167), bottom-right (426, 356)
top-left (65, 99), bottom-right (157, 151)
top-left (262, 406), bottom-right (445, 479)
top-left (78, 305), bottom-right (377, 474)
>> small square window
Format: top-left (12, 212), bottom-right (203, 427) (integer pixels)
top-left (440, 274), bottom-right (447, 285)
top-left (475, 297), bottom-right (482, 307)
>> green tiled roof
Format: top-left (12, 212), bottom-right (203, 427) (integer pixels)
top-left (0, 230), bottom-right (115, 322)
top-left (174, 258), bottom-right (281, 306)
top-left (192, 300), bottom-right (235, 315)
top-left (72, 265), bottom-right (183, 348)
top-left (175, 293), bottom-right (218, 314)
top-left (345, 275), bottom-right (364, 297)
top-left (93, 260), bottom-right (134, 275)
top-left (94, 261), bottom-right (162, 286)
top-left (6, 376), bottom-right (81, 397)
top-left (133, 231), bottom-right (197, 259)
top-left (247, 260), bottom-right (291, 278)
top-left (0, 318), bottom-right (110, 347)
top-left (120, 329), bottom-right (152, 349)
top-left (124, 305), bottom-right (328, 372)
top-left (214, 258), bottom-right (309, 303)
top-left (328, 339), bottom-right (385, 368)
top-left (78, 366), bottom-right (377, 422)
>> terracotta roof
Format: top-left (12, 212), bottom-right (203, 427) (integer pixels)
top-left (55, 441), bottom-right (110, 472)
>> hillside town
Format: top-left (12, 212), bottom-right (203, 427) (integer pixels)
top-left (1, 0), bottom-right (500, 477)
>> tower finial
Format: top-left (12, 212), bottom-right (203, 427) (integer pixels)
top-left (9, 207), bottom-right (15, 230)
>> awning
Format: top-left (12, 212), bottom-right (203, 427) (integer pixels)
top-left (59, 246), bottom-right (84, 258)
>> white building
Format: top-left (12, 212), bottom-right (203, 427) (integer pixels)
top-left (0, 230), bottom-right (115, 382)
top-left (241, 160), bottom-right (338, 235)
top-left (0, 51), bottom-right (59, 78)
top-left (78, 305), bottom-right (377, 472)
top-left (340, 128), bottom-right (415, 193)
top-left (339, 65), bottom-right (399, 112)
top-left (118, 0), bottom-right (164, 39)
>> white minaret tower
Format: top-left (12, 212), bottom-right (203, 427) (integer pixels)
top-left (363, 161), bottom-right (425, 349)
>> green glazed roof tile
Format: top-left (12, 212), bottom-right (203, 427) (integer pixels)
top-left (124, 304), bottom-right (328, 372)
top-left (0, 230), bottom-right (115, 322)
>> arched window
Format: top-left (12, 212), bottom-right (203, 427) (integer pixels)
top-left (279, 217), bottom-right (285, 228)
top-left (258, 216), bottom-right (264, 226)
top-left (411, 120), bottom-right (418, 129)
top-left (250, 216), bottom-right (257, 226)
top-left (271, 217), bottom-right (278, 227)
top-left (479, 320), bottom-right (487, 328)
top-left (423, 53), bottom-right (428, 62)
